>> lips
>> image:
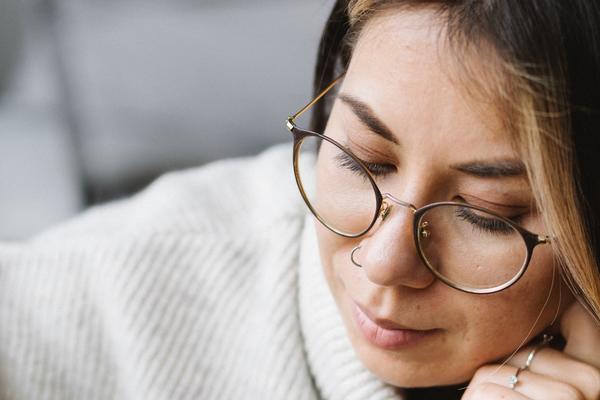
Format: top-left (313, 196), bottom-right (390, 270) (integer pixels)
top-left (354, 302), bottom-right (425, 330)
top-left (352, 302), bottom-right (439, 350)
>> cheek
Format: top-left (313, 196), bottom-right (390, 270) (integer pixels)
top-left (312, 141), bottom-right (381, 237)
top-left (314, 220), bottom-right (357, 291)
top-left (454, 246), bottom-right (566, 369)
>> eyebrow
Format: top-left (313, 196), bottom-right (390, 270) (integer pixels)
top-left (450, 160), bottom-right (526, 178)
top-left (338, 93), bottom-right (525, 178)
top-left (338, 93), bottom-right (400, 145)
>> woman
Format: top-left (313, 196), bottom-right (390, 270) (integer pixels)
top-left (0, 1), bottom-right (598, 399)
top-left (288, 0), bottom-right (600, 398)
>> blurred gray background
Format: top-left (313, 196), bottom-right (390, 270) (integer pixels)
top-left (0, 0), bottom-right (333, 239)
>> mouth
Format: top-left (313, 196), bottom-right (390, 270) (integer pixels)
top-left (352, 302), bottom-right (440, 350)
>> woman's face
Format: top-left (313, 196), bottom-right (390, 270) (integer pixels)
top-left (315, 8), bottom-right (573, 387)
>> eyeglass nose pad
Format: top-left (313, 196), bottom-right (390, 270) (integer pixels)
top-left (379, 201), bottom-right (392, 221)
top-left (379, 194), bottom-right (418, 225)
top-left (419, 220), bottom-right (431, 238)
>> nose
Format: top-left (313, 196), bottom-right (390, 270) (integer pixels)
top-left (357, 199), bottom-right (436, 289)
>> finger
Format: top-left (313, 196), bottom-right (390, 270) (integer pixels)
top-left (507, 347), bottom-right (600, 400)
top-left (560, 301), bottom-right (600, 368)
top-left (462, 381), bottom-right (531, 400)
top-left (468, 364), bottom-right (584, 400)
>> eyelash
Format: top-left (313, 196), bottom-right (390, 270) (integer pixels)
top-left (335, 150), bottom-right (395, 177)
top-left (455, 206), bottom-right (517, 235)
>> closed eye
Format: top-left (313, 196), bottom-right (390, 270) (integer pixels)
top-left (455, 206), bottom-right (516, 235)
top-left (335, 150), bottom-right (396, 177)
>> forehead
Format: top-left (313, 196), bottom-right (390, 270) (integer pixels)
top-left (342, 8), bottom-right (515, 158)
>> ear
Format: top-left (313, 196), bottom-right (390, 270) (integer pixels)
top-left (559, 301), bottom-right (600, 368)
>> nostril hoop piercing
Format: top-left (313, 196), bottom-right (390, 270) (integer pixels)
top-left (350, 246), bottom-right (363, 268)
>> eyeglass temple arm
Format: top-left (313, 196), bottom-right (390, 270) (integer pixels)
top-left (286, 74), bottom-right (345, 130)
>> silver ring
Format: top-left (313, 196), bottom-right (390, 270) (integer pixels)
top-left (350, 246), bottom-right (363, 268)
top-left (523, 347), bottom-right (540, 370)
top-left (509, 334), bottom-right (553, 390)
top-left (524, 334), bottom-right (553, 370)
top-left (508, 366), bottom-right (525, 390)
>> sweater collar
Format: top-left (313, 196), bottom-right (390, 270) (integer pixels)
top-left (298, 216), bottom-right (405, 400)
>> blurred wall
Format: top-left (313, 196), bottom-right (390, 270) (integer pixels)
top-left (0, 0), bottom-right (333, 239)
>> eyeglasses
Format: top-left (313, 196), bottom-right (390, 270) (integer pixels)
top-left (286, 75), bottom-right (553, 294)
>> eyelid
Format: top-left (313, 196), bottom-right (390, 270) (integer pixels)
top-left (338, 150), bottom-right (396, 176)
top-left (458, 193), bottom-right (532, 212)
top-left (336, 144), bottom-right (397, 179)
top-left (345, 135), bottom-right (397, 165)
top-left (455, 206), bottom-right (515, 234)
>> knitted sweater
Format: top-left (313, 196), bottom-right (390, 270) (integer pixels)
top-left (0, 144), bottom-right (405, 400)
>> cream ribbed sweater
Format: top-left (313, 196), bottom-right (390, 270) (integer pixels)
top-left (0, 144), bottom-right (404, 400)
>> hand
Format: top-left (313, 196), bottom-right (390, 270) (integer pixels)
top-left (462, 302), bottom-right (600, 399)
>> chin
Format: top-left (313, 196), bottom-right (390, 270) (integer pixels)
top-left (364, 358), bottom-right (474, 388)
top-left (349, 336), bottom-right (477, 388)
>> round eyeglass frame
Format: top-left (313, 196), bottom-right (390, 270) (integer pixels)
top-left (285, 75), bottom-right (552, 295)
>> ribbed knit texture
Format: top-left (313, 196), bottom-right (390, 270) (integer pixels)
top-left (0, 144), bottom-right (404, 400)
